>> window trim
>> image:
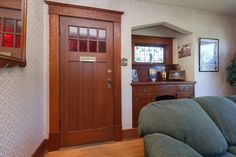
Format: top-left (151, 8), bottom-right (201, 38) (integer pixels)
top-left (132, 35), bottom-right (173, 65)
top-left (133, 43), bottom-right (166, 64)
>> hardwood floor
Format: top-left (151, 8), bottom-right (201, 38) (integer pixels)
top-left (45, 139), bottom-right (144, 157)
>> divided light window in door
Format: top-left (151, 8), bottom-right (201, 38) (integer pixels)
top-left (68, 26), bottom-right (107, 53)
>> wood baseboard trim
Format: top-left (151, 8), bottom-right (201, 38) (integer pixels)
top-left (122, 128), bottom-right (139, 139)
top-left (114, 125), bottom-right (122, 141)
top-left (31, 140), bottom-right (47, 157)
top-left (30, 129), bottom-right (138, 156)
top-left (48, 133), bottom-right (60, 151)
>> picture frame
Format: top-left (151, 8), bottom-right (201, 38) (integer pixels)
top-left (199, 38), bottom-right (219, 72)
top-left (168, 70), bottom-right (186, 81)
top-left (178, 43), bottom-right (191, 58)
top-left (132, 69), bottom-right (138, 82)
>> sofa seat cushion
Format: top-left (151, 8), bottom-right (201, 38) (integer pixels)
top-left (228, 146), bottom-right (236, 155)
top-left (138, 99), bottom-right (227, 157)
top-left (194, 96), bottom-right (236, 145)
top-left (144, 133), bottom-right (203, 157)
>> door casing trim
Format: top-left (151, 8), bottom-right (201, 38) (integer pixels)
top-left (45, 0), bottom-right (123, 151)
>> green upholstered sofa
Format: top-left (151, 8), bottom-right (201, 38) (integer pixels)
top-left (138, 96), bottom-right (236, 157)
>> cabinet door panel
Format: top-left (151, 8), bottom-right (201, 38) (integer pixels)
top-left (133, 96), bottom-right (153, 127)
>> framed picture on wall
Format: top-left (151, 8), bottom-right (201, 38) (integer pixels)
top-left (199, 38), bottom-right (219, 72)
top-left (168, 70), bottom-right (186, 81)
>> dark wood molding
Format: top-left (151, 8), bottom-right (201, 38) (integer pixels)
top-left (31, 140), bottom-right (47, 157)
top-left (131, 81), bottom-right (196, 86)
top-left (48, 133), bottom-right (60, 151)
top-left (45, 0), bottom-right (123, 22)
top-left (36, 128), bottom-right (139, 156)
top-left (48, 14), bottom-right (60, 151)
top-left (0, 59), bottom-right (26, 68)
top-left (0, 0), bottom-right (21, 10)
top-left (49, 14), bottom-right (60, 134)
top-left (113, 21), bottom-right (122, 141)
top-left (122, 128), bottom-right (139, 139)
top-left (47, 1), bottom-right (123, 150)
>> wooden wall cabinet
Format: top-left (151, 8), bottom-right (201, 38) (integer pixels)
top-left (0, 0), bottom-right (27, 68)
top-left (132, 81), bottom-right (196, 127)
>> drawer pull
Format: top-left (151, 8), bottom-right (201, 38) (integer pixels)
top-left (142, 88), bottom-right (148, 92)
top-left (181, 87), bottom-right (191, 91)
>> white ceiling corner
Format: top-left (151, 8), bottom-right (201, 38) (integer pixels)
top-left (138, 0), bottom-right (236, 16)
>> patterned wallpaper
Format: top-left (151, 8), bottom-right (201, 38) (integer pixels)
top-left (0, 0), bottom-right (45, 156)
top-left (1, 2), bottom-right (235, 156)
top-left (45, 0), bottom-right (236, 130)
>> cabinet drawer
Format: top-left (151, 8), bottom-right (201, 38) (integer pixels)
top-left (133, 95), bottom-right (153, 104)
top-left (155, 85), bottom-right (176, 93)
top-left (177, 92), bottom-right (194, 99)
top-left (176, 85), bottom-right (193, 92)
top-left (133, 86), bottom-right (155, 94)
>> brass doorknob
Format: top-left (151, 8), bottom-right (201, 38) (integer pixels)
top-left (107, 69), bottom-right (112, 73)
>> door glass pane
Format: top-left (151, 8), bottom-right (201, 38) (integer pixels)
top-left (89, 29), bottom-right (97, 40)
top-left (98, 30), bottom-right (106, 40)
top-left (89, 40), bottom-right (97, 52)
top-left (16, 20), bottom-right (21, 33)
top-left (79, 27), bottom-right (87, 39)
top-left (69, 26), bottom-right (78, 38)
top-left (16, 35), bottom-right (21, 48)
top-left (4, 19), bottom-right (14, 33)
top-left (69, 39), bottom-right (78, 51)
top-left (4, 34), bottom-right (14, 47)
top-left (99, 41), bottom-right (106, 52)
top-left (79, 40), bottom-right (87, 52)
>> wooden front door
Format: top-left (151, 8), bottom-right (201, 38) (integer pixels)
top-left (60, 16), bottom-right (114, 146)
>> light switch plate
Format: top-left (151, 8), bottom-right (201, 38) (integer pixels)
top-left (121, 58), bottom-right (128, 66)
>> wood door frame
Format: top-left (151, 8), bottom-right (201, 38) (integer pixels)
top-left (45, 0), bottom-right (123, 151)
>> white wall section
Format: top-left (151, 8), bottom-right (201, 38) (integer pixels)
top-left (0, 0), bottom-right (45, 156)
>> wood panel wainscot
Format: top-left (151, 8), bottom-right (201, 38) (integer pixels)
top-left (132, 81), bottom-right (196, 127)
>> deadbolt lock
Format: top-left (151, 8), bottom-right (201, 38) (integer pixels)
top-left (107, 78), bottom-right (112, 89)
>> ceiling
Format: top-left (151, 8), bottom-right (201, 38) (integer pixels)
top-left (138, 0), bottom-right (236, 16)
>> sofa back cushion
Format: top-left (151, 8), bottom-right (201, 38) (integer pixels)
top-left (138, 99), bottom-right (227, 156)
top-left (228, 146), bottom-right (236, 155)
top-left (194, 96), bottom-right (236, 146)
top-left (226, 95), bottom-right (236, 104)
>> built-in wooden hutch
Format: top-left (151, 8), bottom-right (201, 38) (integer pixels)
top-left (131, 35), bottom-right (196, 127)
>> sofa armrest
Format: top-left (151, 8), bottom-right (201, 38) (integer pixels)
top-left (144, 133), bottom-right (203, 157)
